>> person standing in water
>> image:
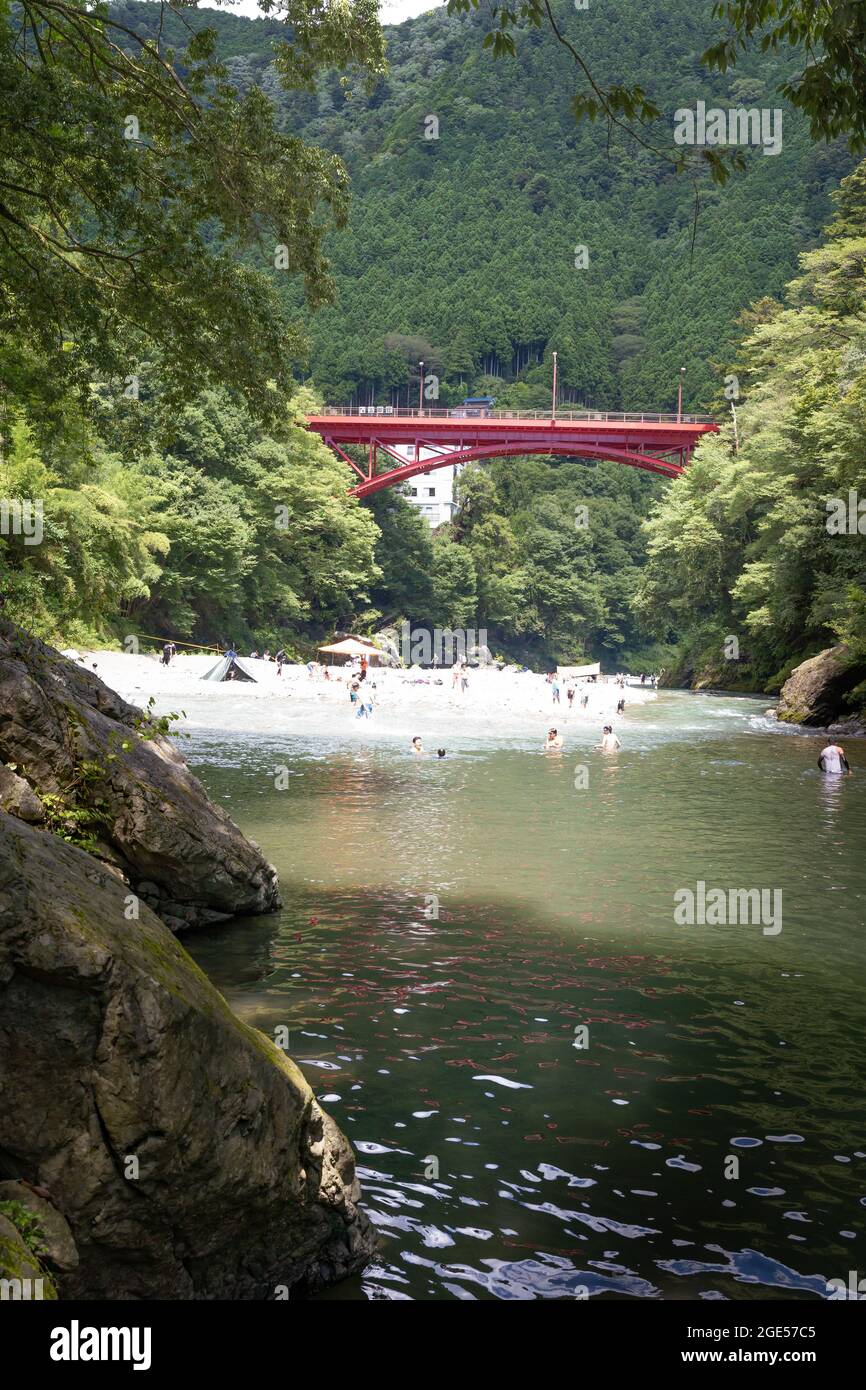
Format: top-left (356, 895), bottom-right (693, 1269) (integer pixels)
top-left (818, 741), bottom-right (851, 775)
top-left (544, 727), bottom-right (564, 752)
top-left (597, 725), bottom-right (621, 751)
top-left (411, 736), bottom-right (425, 755)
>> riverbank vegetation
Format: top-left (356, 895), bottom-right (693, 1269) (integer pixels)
top-left (634, 164), bottom-right (866, 708)
top-left (0, 1), bottom-right (863, 691)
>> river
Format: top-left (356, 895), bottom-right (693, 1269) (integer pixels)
top-left (173, 687), bottom-right (865, 1301)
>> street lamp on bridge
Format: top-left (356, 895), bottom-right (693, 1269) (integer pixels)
top-left (677, 366), bottom-right (686, 423)
top-left (551, 350), bottom-right (558, 421)
top-left (418, 359), bottom-right (425, 413)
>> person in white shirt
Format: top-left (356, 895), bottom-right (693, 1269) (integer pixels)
top-left (597, 725), bottom-right (621, 752)
top-left (818, 742), bottom-right (851, 775)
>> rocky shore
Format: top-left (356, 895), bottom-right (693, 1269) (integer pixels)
top-left (661, 642), bottom-right (866, 735)
top-left (0, 624), bottom-right (376, 1299)
top-left (774, 645), bottom-right (866, 734)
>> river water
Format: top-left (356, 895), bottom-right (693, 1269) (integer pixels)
top-left (176, 689), bottom-right (866, 1301)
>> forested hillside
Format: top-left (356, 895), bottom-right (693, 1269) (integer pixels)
top-left (634, 164), bottom-right (866, 708)
top-left (114, 0), bottom-right (852, 412)
top-left (2, 1), bottom-right (863, 680)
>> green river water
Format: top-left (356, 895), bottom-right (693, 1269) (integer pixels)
top-left (180, 690), bottom-right (866, 1301)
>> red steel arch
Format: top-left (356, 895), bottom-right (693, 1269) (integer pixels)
top-left (305, 409), bottom-right (718, 498)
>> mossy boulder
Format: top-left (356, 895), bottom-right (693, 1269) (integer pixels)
top-left (0, 1214), bottom-right (58, 1300)
top-left (0, 620), bottom-right (280, 930)
top-left (777, 644), bottom-right (866, 727)
top-left (0, 810), bottom-right (375, 1299)
top-left (0, 1183), bottom-right (78, 1272)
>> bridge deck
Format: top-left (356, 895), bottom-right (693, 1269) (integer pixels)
top-left (305, 409), bottom-right (719, 496)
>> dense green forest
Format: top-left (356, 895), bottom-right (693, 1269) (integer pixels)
top-left (111, 0), bottom-right (852, 413)
top-left (634, 163), bottom-right (866, 703)
top-left (1, 0), bottom-right (864, 686)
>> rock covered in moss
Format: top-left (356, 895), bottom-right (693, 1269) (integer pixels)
top-left (777, 644), bottom-right (866, 727)
top-left (0, 1182), bottom-right (78, 1272)
top-left (0, 621), bottom-right (280, 930)
top-left (0, 810), bottom-right (375, 1299)
top-left (0, 1213), bottom-right (58, 1300)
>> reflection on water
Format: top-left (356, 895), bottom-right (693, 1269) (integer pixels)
top-left (183, 693), bottom-right (866, 1300)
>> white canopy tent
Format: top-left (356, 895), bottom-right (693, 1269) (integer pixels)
top-left (317, 637), bottom-right (383, 666)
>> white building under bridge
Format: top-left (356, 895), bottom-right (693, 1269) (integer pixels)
top-left (392, 444), bottom-right (463, 529)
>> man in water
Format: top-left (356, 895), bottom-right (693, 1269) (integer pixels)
top-left (567, 687), bottom-right (575, 710)
top-left (544, 728), bottom-right (564, 752)
top-left (818, 741), bottom-right (851, 775)
top-left (616, 697), bottom-right (626, 715)
top-left (552, 677), bottom-right (560, 704)
top-left (411, 736), bottom-right (425, 754)
top-left (597, 724), bottom-right (621, 751)
top-left (580, 692), bottom-right (589, 711)
top-left (437, 748), bottom-right (446, 758)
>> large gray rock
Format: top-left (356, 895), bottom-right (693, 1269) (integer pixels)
top-left (777, 644), bottom-right (865, 727)
top-left (0, 810), bottom-right (375, 1299)
top-left (0, 764), bottom-right (44, 822)
top-left (0, 621), bottom-right (279, 929)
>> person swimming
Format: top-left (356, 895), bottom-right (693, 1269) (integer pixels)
top-left (544, 727), bottom-right (563, 751)
top-left (411, 736), bottom-right (424, 754)
top-left (598, 724), bottom-right (621, 752)
top-left (818, 742), bottom-right (851, 775)
top-left (437, 748), bottom-right (446, 758)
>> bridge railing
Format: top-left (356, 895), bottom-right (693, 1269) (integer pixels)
top-left (317, 406), bottom-right (716, 425)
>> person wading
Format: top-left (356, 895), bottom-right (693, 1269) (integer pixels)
top-left (818, 741), bottom-right (851, 775)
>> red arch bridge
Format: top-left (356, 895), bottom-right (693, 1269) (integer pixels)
top-left (305, 407), bottom-right (719, 499)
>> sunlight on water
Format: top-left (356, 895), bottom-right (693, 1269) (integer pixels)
top-left (181, 690), bottom-right (866, 1301)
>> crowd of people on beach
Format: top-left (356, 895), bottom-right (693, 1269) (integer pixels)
top-left (114, 642), bottom-right (857, 775)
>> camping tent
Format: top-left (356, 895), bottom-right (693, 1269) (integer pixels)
top-left (202, 654), bottom-right (257, 682)
top-left (317, 637), bottom-right (383, 666)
